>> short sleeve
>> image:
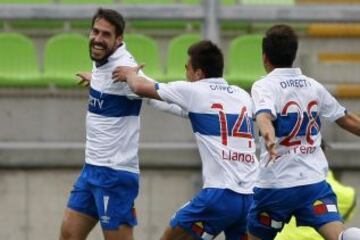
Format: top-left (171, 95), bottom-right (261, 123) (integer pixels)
top-left (115, 53), bottom-right (154, 99)
top-left (251, 80), bottom-right (277, 119)
top-left (319, 85), bottom-right (346, 122)
top-left (156, 81), bottom-right (192, 111)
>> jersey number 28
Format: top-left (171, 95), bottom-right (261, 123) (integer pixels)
top-left (280, 100), bottom-right (320, 147)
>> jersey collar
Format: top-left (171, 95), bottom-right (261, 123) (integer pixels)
top-left (268, 68), bottom-right (302, 76)
top-left (107, 42), bottom-right (126, 63)
top-left (95, 43), bottom-right (126, 68)
top-left (200, 77), bottom-right (227, 84)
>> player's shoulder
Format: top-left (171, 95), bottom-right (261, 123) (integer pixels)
top-left (251, 75), bottom-right (274, 92)
top-left (111, 44), bottom-right (138, 66)
top-left (230, 84), bottom-right (252, 99)
top-left (159, 80), bottom-right (191, 91)
top-left (303, 75), bottom-right (327, 93)
top-left (166, 80), bottom-right (190, 87)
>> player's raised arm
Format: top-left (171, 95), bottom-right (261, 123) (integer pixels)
top-left (335, 112), bottom-right (360, 136)
top-left (113, 65), bottom-right (161, 100)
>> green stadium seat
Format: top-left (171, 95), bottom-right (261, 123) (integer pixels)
top-left (122, 0), bottom-right (173, 3)
top-left (181, 0), bottom-right (237, 4)
top-left (226, 34), bottom-right (266, 89)
top-left (221, 0), bottom-right (237, 4)
top-left (43, 33), bottom-right (92, 87)
top-left (165, 33), bottom-right (202, 81)
top-left (125, 34), bottom-right (165, 81)
top-left (70, 20), bottom-right (92, 29)
top-left (60, 0), bottom-right (113, 3)
top-left (8, 20), bottom-right (64, 30)
top-left (0, 0), bottom-right (51, 2)
top-left (241, 0), bottom-right (295, 5)
top-left (221, 21), bottom-right (250, 31)
top-left (0, 33), bottom-right (44, 87)
top-left (127, 20), bottom-right (199, 31)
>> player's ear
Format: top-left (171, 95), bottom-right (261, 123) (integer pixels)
top-left (262, 53), bottom-right (268, 65)
top-left (115, 35), bottom-right (123, 47)
top-left (263, 53), bottom-right (272, 72)
top-left (195, 69), bottom-right (205, 80)
top-left (195, 69), bottom-right (203, 80)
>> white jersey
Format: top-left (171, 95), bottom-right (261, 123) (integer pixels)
top-left (86, 43), bottom-right (142, 173)
top-left (251, 68), bottom-right (346, 189)
top-left (157, 78), bottom-right (259, 194)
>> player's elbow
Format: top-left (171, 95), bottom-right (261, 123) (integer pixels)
top-left (131, 83), bottom-right (142, 95)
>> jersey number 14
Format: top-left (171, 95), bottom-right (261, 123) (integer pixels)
top-left (212, 103), bottom-right (252, 146)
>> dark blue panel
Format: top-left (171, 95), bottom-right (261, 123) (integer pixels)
top-left (88, 88), bottom-right (142, 117)
top-left (188, 112), bottom-right (254, 136)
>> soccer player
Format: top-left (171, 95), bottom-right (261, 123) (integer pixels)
top-left (248, 24), bottom-right (360, 240)
top-left (59, 8), bottom-right (184, 240)
top-left (113, 40), bottom-right (259, 240)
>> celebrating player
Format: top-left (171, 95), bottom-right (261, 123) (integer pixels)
top-left (59, 8), bottom-right (184, 240)
top-left (248, 24), bottom-right (360, 240)
top-left (113, 40), bottom-right (259, 240)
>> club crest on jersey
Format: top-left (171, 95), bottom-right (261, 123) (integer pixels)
top-left (259, 212), bottom-right (283, 229)
top-left (313, 199), bottom-right (337, 215)
top-left (191, 222), bottom-right (214, 240)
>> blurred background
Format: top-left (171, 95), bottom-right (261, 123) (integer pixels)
top-left (0, 0), bottom-right (359, 239)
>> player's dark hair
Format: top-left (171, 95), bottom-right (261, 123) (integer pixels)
top-left (262, 24), bottom-right (298, 68)
top-left (91, 8), bottom-right (125, 37)
top-left (188, 40), bottom-right (224, 78)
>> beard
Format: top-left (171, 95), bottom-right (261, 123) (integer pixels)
top-left (89, 40), bottom-right (116, 63)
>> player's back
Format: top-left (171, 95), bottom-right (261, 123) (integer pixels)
top-left (252, 68), bottom-right (346, 189)
top-left (176, 78), bottom-right (259, 194)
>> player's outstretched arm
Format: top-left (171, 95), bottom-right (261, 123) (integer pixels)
top-left (113, 65), bottom-right (161, 100)
top-left (147, 99), bottom-right (188, 118)
top-left (335, 112), bottom-right (360, 136)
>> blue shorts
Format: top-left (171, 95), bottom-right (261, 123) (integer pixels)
top-left (248, 181), bottom-right (343, 240)
top-left (67, 163), bottom-right (139, 230)
top-left (170, 188), bottom-right (253, 240)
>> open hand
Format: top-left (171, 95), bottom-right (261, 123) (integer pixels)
top-left (112, 64), bottom-right (144, 82)
top-left (76, 72), bottom-right (92, 87)
top-left (264, 133), bottom-right (280, 167)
